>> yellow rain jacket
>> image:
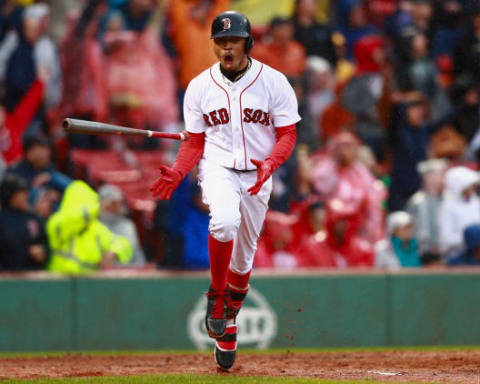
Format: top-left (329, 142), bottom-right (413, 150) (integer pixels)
top-left (47, 181), bottom-right (133, 274)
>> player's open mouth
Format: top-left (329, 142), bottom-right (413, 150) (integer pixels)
top-left (223, 54), bottom-right (234, 65)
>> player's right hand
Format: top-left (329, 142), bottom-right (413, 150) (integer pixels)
top-left (150, 165), bottom-right (182, 200)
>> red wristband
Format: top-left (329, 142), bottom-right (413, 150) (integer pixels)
top-left (267, 124), bottom-right (297, 171)
top-left (172, 132), bottom-right (205, 178)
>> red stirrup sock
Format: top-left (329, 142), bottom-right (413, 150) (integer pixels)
top-left (227, 269), bottom-right (251, 319)
top-left (208, 235), bottom-right (234, 293)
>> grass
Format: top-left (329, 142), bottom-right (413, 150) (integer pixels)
top-left (1, 376), bottom-right (428, 384)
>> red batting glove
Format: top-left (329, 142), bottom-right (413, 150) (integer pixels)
top-left (248, 158), bottom-right (275, 195)
top-left (150, 165), bottom-right (182, 200)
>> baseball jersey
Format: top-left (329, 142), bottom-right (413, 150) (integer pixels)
top-left (183, 58), bottom-right (301, 171)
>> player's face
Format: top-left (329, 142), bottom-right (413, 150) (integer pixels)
top-left (213, 36), bottom-right (248, 72)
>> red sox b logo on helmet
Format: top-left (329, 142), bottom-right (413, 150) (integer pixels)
top-left (222, 18), bottom-right (231, 30)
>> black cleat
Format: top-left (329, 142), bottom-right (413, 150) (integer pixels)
top-left (205, 286), bottom-right (227, 338)
top-left (214, 324), bottom-right (237, 371)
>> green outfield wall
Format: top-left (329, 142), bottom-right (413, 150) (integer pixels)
top-left (0, 270), bottom-right (479, 351)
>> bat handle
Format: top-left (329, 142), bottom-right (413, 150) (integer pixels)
top-left (149, 130), bottom-right (190, 141)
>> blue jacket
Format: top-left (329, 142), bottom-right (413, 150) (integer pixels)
top-left (0, 208), bottom-right (48, 271)
top-left (447, 225), bottom-right (480, 266)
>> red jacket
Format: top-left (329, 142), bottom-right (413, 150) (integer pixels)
top-left (295, 205), bottom-right (374, 268)
top-left (2, 79), bottom-right (45, 164)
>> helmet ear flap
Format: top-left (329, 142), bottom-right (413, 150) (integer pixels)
top-left (246, 36), bottom-right (254, 53)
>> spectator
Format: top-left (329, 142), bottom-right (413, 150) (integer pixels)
top-left (375, 211), bottom-right (421, 269)
top-left (167, 0), bottom-right (229, 91)
top-left (452, 8), bottom-right (480, 82)
top-left (450, 75), bottom-right (480, 144)
top-left (104, 26), bottom-right (179, 133)
top-left (291, 199), bottom-right (327, 247)
top-left (116, 0), bottom-right (154, 32)
top-left (431, 0), bottom-right (465, 58)
top-left (341, 35), bottom-right (386, 160)
top-left (0, 4), bottom-right (54, 136)
top-left (299, 200), bottom-right (374, 267)
top-left (410, 0), bottom-right (434, 36)
top-left (47, 180), bottom-right (133, 274)
top-left (310, 132), bottom-right (385, 244)
top-left (0, 0), bottom-right (25, 41)
top-left (405, 159), bottom-right (446, 263)
top-left (288, 77), bottom-right (316, 151)
top-left (29, 185), bottom-right (54, 222)
top-left (292, 0), bottom-right (337, 65)
top-left (387, 93), bottom-right (454, 210)
top-left (98, 184), bottom-right (146, 267)
top-left (446, 224), bottom-right (480, 266)
top-left (337, 0), bottom-right (377, 59)
top-left (59, 1), bottom-right (109, 149)
top-left (306, 56), bottom-right (335, 139)
top-left (0, 173), bottom-right (48, 271)
top-left (255, 210), bottom-right (299, 269)
top-left (320, 82), bottom-right (355, 142)
top-left (180, 182), bottom-right (210, 269)
top-left (30, 4), bottom-right (62, 110)
top-left (396, 32), bottom-right (449, 118)
top-left (251, 16), bottom-right (306, 78)
top-left (384, 0), bottom-right (415, 44)
top-left (7, 135), bottom-right (69, 189)
top-left (0, 75), bottom-right (45, 165)
top-left (438, 166), bottom-right (480, 259)
top-left (331, 32), bottom-right (356, 83)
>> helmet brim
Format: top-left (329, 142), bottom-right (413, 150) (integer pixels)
top-left (211, 31), bottom-right (250, 39)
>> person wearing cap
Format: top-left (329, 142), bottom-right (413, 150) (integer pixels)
top-left (405, 159), bottom-right (446, 263)
top-left (0, 173), bottom-right (48, 271)
top-left (98, 184), bottom-right (146, 267)
top-left (438, 166), bottom-right (480, 259)
top-left (375, 211), bottom-right (421, 269)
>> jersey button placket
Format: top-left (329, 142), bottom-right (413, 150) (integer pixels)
top-left (231, 90), bottom-right (242, 169)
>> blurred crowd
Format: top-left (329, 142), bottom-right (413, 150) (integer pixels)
top-left (2, 0), bottom-right (480, 274)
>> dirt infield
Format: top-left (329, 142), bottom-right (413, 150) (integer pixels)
top-left (0, 350), bottom-right (479, 383)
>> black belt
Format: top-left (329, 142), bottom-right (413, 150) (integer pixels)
top-left (231, 168), bottom-right (256, 173)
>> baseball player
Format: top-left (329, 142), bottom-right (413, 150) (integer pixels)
top-left (151, 10), bottom-right (300, 370)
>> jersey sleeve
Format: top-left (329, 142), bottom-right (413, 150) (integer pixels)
top-left (270, 73), bottom-right (301, 128)
top-left (183, 78), bottom-right (207, 133)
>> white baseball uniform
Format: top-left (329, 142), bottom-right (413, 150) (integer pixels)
top-left (183, 58), bottom-right (301, 273)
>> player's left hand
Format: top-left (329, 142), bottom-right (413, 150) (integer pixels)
top-left (150, 165), bottom-right (182, 200)
top-left (248, 158), bottom-right (275, 195)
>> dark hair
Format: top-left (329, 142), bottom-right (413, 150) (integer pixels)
top-left (22, 134), bottom-right (50, 153)
top-left (270, 16), bottom-right (293, 29)
top-left (0, 174), bottom-right (28, 208)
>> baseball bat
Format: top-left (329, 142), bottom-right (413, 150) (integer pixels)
top-left (62, 118), bottom-right (189, 141)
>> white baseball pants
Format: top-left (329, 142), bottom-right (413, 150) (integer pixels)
top-left (198, 159), bottom-right (272, 274)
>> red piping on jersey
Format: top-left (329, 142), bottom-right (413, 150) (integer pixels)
top-left (239, 63), bottom-right (264, 169)
top-left (210, 67), bottom-right (233, 167)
